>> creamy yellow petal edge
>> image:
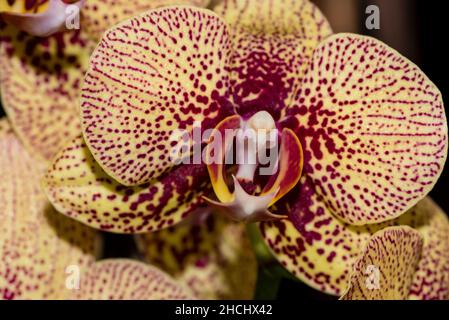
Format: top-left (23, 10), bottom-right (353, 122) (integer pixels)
top-left (0, 24), bottom-right (91, 162)
top-left (70, 259), bottom-right (194, 300)
top-left (340, 227), bottom-right (422, 300)
top-left (82, 0), bottom-right (211, 41)
top-left (0, 118), bottom-right (101, 300)
top-left (408, 198), bottom-right (449, 300)
top-left (136, 214), bottom-right (257, 299)
top-left (43, 136), bottom-right (211, 234)
top-left (261, 189), bottom-right (449, 297)
top-left (286, 33), bottom-right (447, 225)
top-left (1, 0), bottom-right (83, 37)
top-left (80, 6), bottom-right (233, 186)
top-left (213, 0), bottom-right (332, 37)
top-left (213, 0), bottom-right (332, 118)
top-left (1, 1), bottom-right (210, 163)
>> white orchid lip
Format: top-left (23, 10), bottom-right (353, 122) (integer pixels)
top-left (204, 112), bottom-right (304, 223)
top-left (236, 111), bottom-right (279, 182)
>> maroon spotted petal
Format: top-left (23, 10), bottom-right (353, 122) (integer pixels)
top-left (0, 119), bottom-right (100, 300)
top-left (43, 136), bottom-right (211, 234)
top-left (213, 0), bottom-right (332, 119)
top-left (136, 214), bottom-right (258, 299)
top-left (286, 33), bottom-right (448, 225)
top-left (80, 7), bottom-right (233, 186)
top-left (71, 259), bottom-right (194, 300)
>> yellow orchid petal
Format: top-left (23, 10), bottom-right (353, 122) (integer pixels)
top-left (214, 0), bottom-right (332, 118)
top-left (81, 6), bottom-right (233, 186)
top-left (0, 25), bottom-right (92, 162)
top-left (82, 0), bottom-right (211, 41)
top-left (261, 181), bottom-right (449, 297)
top-left (0, 0), bottom-right (82, 37)
top-left (340, 227), bottom-right (422, 300)
top-left (1, 1), bottom-right (210, 163)
top-left (0, 118), bottom-right (100, 300)
top-left (43, 136), bottom-right (211, 233)
top-left (71, 259), bottom-right (194, 300)
top-left (260, 178), bottom-right (370, 296)
top-left (287, 33), bottom-right (447, 225)
top-left (136, 214), bottom-right (257, 299)
top-left (0, 0), bottom-right (50, 14)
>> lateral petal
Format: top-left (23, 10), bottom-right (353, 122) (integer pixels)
top-left (286, 33), bottom-right (447, 225)
top-left (43, 136), bottom-right (211, 233)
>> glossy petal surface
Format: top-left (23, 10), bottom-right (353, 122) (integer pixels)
top-left (136, 214), bottom-right (257, 299)
top-left (71, 259), bottom-right (193, 300)
top-left (214, 0), bottom-right (332, 118)
top-left (43, 136), bottom-right (211, 233)
top-left (0, 119), bottom-right (100, 300)
top-left (0, 25), bottom-right (91, 162)
top-left (340, 227), bottom-right (422, 300)
top-left (82, 0), bottom-right (211, 41)
top-left (287, 33), bottom-right (448, 225)
top-left (81, 7), bottom-right (233, 186)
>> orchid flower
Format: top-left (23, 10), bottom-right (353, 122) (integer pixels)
top-left (1, 0), bottom-right (253, 301)
top-left (0, 117), bottom-right (209, 300)
top-left (0, 0), bottom-right (210, 162)
top-left (41, 0), bottom-right (448, 299)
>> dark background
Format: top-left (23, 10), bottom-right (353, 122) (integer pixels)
top-left (0, 0), bottom-right (447, 300)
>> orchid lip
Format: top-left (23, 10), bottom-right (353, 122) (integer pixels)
top-left (205, 111), bottom-right (304, 223)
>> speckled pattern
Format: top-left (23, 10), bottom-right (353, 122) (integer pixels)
top-left (0, 0), bottom-right (210, 162)
top-left (214, 0), bottom-right (332, 119)
top-left (0, 24), bottom-right (91, 162)
top-left (71, 259), bottom-right (194, 300)
top-left (0, 0), bottom-right (50, 14)
top-left (408, 198), bottom-right (449, 300)
top-left (82, 0), bottom-right (211, 41)
top-left (81, 6), bottom-right (233, 186)
top-left (0, 119), bottom-right (100, 300)
top-left (261, 190), bottom-right (449, 297)
top-left (136, 214), bottom-right (257, 299)
top-left (340, 227), bottom-right (422, 300)
top-left (39, 1), bottom-right (448, 298)
top-left (285, 34), bottom-right (447, 225)
top-left (43, 136), bottom-right (211, 233)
